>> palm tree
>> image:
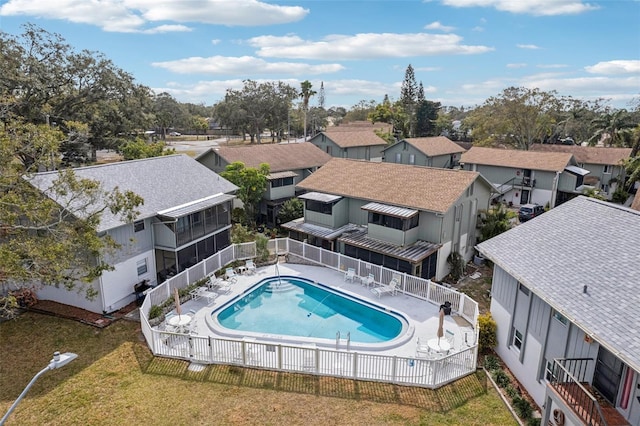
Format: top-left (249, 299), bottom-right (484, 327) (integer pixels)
top-left (299, 80), bottom-right (316, 140)
top-left (589, 109), bottom-right (634, 147)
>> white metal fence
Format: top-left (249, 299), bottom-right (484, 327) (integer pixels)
top-left (140, 238), bottom-right (479, 389)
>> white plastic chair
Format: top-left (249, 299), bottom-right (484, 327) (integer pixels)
top-left (225, 267), bottom-right (238, 282)
top-left (245, 259), bottom-right (256, 275)
top-left (344, 268), bottom-right (356, 282)
top-left (360, 273), bottom-right (375, 287)
top-left (416, 338), bottom-right (430, 358)
top-left (371, 277), bottom-right (399, 298)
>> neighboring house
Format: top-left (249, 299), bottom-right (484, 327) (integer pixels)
top-left (382, 136), bottom-right (465, 168)
top-left (326, 120), bottom-right (393, 134)
top-left (632, 191), bottom-right (640, 211)
top-left (308, 131), bottom-right (388, 161)
top-left (282, 158), bottom-right (494, 280)
top-left (460, 146), bottom-right (590, 207)
top-left (530, 144), bottom-right (631, 199)
top-left (196, 143), bottom-right (331, 226)
top-left (28, 155), bottom-right (238, 314)
top-left (476, 196), bottom-right (640, 426)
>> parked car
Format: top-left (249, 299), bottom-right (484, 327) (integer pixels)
top-left (169, 131), bottom-right (181, 136)
top-left (518, 204), bottom-right (544, 222)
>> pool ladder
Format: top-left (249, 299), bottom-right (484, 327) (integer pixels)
top-left (336, 331), bottom-right (350, 351)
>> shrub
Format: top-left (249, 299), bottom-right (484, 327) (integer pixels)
top-left (478, 313), bottom-right (498, 354)
top-left (505, 385), bottom-right (519, 399)
top-left (493, 369), bottom-right (510, 388)
top-left (148, 304), bottom-right (163, 320)
top-left (255, 234), bottom-right (270, 262)
top-left (483, 354), bottom-right (500, 371)
top-left (512, 396), bottom-right (533, 419)
top-left (526, 418), bottom-right (541, 426)
top-left (447, 251), bottom-right (465, 281)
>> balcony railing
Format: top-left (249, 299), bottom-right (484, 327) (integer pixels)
top-left (549, 358), bottom-right (607, 426)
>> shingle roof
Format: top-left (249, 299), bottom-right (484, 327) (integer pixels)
top-left (296, 158), bottom-right (483, 213)
top-left (385, 136), bottom-right (466, 157)
top-left (201, 142), bottom-right (331, 172)
top-left (314, 131), bottom-right (388, 148)
top-left (27, 155), bottom-right (237, 232)
top-left (461, 146), bottom-right (574, 171)
top-left (476, 196), bottom-right (640, 373)
top-left (529, 144), bottom-right (632, 165)
top-left (326, 121), bottom-right (393, 133)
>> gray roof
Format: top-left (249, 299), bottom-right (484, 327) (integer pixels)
top-left (361, 202), bottom-right (418, 218)
top-left (298, 192), bottom-right (343, 203)
top-left (476, 196), bottom-right (640, 373)
top-left (339, 229), bottom-right (440, 263)
top-left (28, 155), bottom-right (238, 232)
top-left (281, 219), bottom-right (362, 240)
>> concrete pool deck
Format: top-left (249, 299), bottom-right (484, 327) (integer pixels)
top-left (157, 262), bottom-right (477, 359)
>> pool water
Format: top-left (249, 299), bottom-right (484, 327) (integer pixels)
top-left (216, 277), bottom-right (404, 343)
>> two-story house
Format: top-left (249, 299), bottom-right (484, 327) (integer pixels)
top-left (196, 143), bottom-right (331, 226)
top-left (476, 196), bottom-right (640, 426)
top-left (461, 146), bottom-right (590, 207)
top-left (308, 131), bottom-right (388, 161)
top-left (28, 155), bottom-right (237, 314)
top-left (281, 158), bottom-right (494, 280)
top-left (382, 136), bottom-right (466, 168)
top-left (530, 145), bottom-right (632, 200)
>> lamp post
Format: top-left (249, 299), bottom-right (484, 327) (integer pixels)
top-left (0, 351), bottom-right (78, 425)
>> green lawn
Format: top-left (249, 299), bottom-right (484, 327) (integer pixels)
top-left (0, 312), bottom-right (517, 425)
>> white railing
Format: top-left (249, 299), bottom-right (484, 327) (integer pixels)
top-left (140, 237), bottom-right (479, 389)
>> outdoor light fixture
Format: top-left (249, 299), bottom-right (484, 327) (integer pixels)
top-left (0, 351), bottom-right (78, 425)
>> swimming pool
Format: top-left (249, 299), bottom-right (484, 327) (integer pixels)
top-left (212, 276), bottom-right (408, 345)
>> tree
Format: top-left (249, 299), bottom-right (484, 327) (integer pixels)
top-left (299, 80), bottom-right (316, 139)
top-left (465, 87), bottom-right (560, 150)
top-left (415, 100), bottom-right (441, 137)
top-left (220, 162), bottom-right (270, 225)
top-left (277, 198), bottom-right (303, 224)
top-left (152, 92), bottom-right (187, 139)
top-left (479, 204), bottom-right (511, 242)
top-left (589, 108), bottom-right (636, 147)
top-left (0, 120), bottom-right (143, 307)
top-left (400, 64), bottom-right (418, 136)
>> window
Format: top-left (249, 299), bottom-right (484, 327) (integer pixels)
top-left (466, 182), bottom-right (475, 197)
top-left (136, 258), bottom-right (148, 276)
top-left (603, 164), bottom-right (611, 174)
top-left (395, 153), bottom-right (401, 163)
top-left (368, 212), bottom-right (418, 231)
top-left (134, 220), bottom-right (145, 232)
top-left (306, 200), bottom-right (333, 214)
top-left (602, 184), bottom-right (609, 193)
top-left (544, 359), bottom-right (557, 382)
top-left (513, 329), bottom-right (523, 350)
top-left (409, 154), bottom-right (415, 165)
top-left (553, 311), bottom-right (568, 326)
top-left (325, 146), bottom-right (331, 155)
top-left (271, 177), bottom-right (294, 188)
top-left (518, 283), bottom-right (530, 296)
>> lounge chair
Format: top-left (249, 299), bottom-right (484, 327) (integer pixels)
top-left (371, 277), bottom-right (399, 298)
top-left (244, 259), bottom-right (256, 275)
top-left (415, 337), bottom-right (430, 358)
top-left (215, 279), bottom-right (233, 294)
top-left (344, 267), bottom-right (356, 282)
top-left (225, 267), bottom-right (238, 282)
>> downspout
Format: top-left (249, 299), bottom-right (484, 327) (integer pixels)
top-left (550, 171), bottom-right (561, 208)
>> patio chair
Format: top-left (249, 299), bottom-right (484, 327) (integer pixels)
top-left (370, 276), bottom-right (399, 298)
top-left (360, 273), bottom-right (375, 288)
top-left (215, 279), bottom-right (233, 294)
top-left (225, 267), bottom-right (238, 282)
top-left (344, 267), bottom-right (356, 282)
top-left (244, 259), bottom-right (256, 275)
top-left (445, 329), bottom-right (455, 351)
top-left (415, 337), bottom-right (430, 358)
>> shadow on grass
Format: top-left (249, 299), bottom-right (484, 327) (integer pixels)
top-left (135, 348), bottom-right (487, 413)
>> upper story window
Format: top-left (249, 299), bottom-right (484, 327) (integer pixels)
top-left (553, 311), bottom-right (568, 326)
top-left (603, 164), bottom-right (612, 174)
top-left (518, 283), bottom-right (530, 296)
top-left (368, 212), bottom-right (418, 231)
top-left (306, 200), bottom-right (333, 214)
top-left (395, 153), bottom-right (401, 163)
top-left (270, 177), bottom-right (294, 188)
top-left (466, 182), bottom-right (475, 197)
top-left (409, 154), bottom-right (415, 165)
top-left (134, 220), bottom-right (145, 232)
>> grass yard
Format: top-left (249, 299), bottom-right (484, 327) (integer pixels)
top-left (0, 312), bottom-right (516, 425)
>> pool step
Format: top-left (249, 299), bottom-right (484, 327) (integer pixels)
top-left (264, 280), bottom-right (296, 293)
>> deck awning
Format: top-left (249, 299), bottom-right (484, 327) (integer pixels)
top-left (565, 165), bottom-right (590, 176)
top-left (267, 171), bottom-right (298, 180)
top-left (361, 202), bottom-right (418, 218)
top-left (339, 229), bottom-right (440, 263)
top-left (298, 192), bottom-right (342, 203)
top-left (281, 219), bottom-right (362, 240)
top-left (157, 193), bottom-right (234, 219)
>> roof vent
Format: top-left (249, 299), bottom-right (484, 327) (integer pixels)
top-left (583, 285), bottom-right (588, 294)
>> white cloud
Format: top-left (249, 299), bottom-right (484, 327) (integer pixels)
top-left (472, 26), bottom-right (485, 32)
top-left (424, 21), bottom-right (456, 32)
top-left (0, 0), bottom-right (308, 32)
top-left (537, 64), bottom-right (569, 69)
top-left (517, 44), bottom-right (541, 50)
top-left (415, 66), bottom-right (442, 72)
top-left (248, 33), bottom-right (493, 60)
top-left (152, 56), bottom-right (344, 75)
top-left (441, 0), bottom-right (599, 16)
top-left (585, 60), bottom-right (640, 75)
top-left (211, 39), bottom-right (221, 45)
top-left (507, 63), bottom-right (528, 69)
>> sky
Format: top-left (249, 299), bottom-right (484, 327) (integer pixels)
top-left (1, 0), bottom-right (639, 110)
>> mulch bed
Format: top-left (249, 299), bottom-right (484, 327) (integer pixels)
top-left (28, 300), bottom-right (139, 328)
